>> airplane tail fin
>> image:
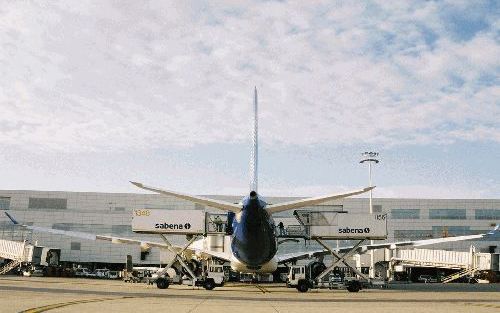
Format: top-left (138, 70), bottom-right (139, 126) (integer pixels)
top-left (250, 86), bottom-right (258, 193)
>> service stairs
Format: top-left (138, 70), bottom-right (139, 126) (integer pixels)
top-left (441, 267), bottom-right (477, 284)
top-left (0, 259), bottom-right (21, 275)
top-left (0, 239), bottom-right (31, 275)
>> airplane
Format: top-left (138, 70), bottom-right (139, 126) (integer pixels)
top-left (4, 88), bottom-right (500, 275)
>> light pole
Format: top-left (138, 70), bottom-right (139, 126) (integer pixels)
top-left (360, 151), bottom-right (380, 279)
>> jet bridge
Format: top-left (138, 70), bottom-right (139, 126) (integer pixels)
top-left (131, 209), bottom-right (230, 288)
top-left (0, 239), bottom-right (60, 275)
top-left (293, 210), bottom-right (388, 240)
top-left (292, 210), bottom-right (388, 283)
top-left (132, 209), bottom-right (229, 235)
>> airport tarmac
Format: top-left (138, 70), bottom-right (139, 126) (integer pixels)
top-left (1, 276), bottom-right (499, 313)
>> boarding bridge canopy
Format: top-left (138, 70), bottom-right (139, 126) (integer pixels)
top-left (293, 210), bottom-right (388, 240)
top-left (132, 209), bottom-right (230, 235)
top-left (0, 239), bottom-right (32, 262)
top-left (393, 247), bottom-right (492, 271)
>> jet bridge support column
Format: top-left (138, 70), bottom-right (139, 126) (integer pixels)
top-left (315, 238), bottom-right (368, 282)
top-left (156, 235), bottom-right (200, 284)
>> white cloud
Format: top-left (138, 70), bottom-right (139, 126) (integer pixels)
top-left (0, 1), bottom-right (498, 153)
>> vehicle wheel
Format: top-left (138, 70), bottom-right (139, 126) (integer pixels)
top-left (156, 277), bottom-right (169, 289)
top-left (346, 281), bottom-right (361, 292)
top-left (297, 280), bottom-right (309, 292)
top-left (204, 279), bottom-right (215, 290)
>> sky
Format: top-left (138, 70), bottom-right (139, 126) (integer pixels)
top-left (0, 1), bottom-right (499, 198)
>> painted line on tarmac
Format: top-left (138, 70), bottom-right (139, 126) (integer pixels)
top-left (3, 285), bottom-right (500, 303)
top-left (1, 277), bottom-right (124, 288)
top-left (19, 296), bottom-right (135, 313)
top-left (255, 284), bottom-right (270, 293)
top-left (465, 302), bottom-right (500, 309)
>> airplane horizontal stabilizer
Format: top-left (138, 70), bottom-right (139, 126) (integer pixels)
top-left (130, 181), bottom-right (242, 213)
top-left (266, 186), bottom-right (374, 215)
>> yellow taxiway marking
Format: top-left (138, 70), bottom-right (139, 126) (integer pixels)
top-left (19, 296), bottom-right (135, 313)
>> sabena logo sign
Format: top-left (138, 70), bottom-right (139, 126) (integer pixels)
top-left (155, 222), bottom-right (192, 230)
top-left (338, 227), bottom-right (370, 234)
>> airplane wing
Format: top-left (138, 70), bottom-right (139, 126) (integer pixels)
top-left (266, 186), bottom-right (374, 215)
top-left (4, 212), bottom-right (232, 262)
top-left (276, 225), bottom-right (499, 263)
top-left (130, 181), bottom-right (242, 213)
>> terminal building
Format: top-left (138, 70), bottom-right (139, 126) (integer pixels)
top-left (0, 189), bottom-right (499, 271)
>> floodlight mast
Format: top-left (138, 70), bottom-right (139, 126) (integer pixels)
top-left (360, 151), bottom-right (380, 279)
top-left (360, 152), bottom-right (379, 212)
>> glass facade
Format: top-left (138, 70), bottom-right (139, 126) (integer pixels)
top-left (52, 223), bottom-right (112, 234)
top-left (112, 225), bottom-right (132, 234)
top-left (394, 230), bottom-right (433, 240)
top-left (475, 209), bottom-right (500, 220)
top-left (29, 197), bottom-right (67, 210)
top-left (432, 226), bottom-right (478, 237)
top-left (429, 209), bottom-right (466, 220)
top-left (0, 197), bottom-right (10, 210)
top-left (391, 209), bottom-right (420, 219)
top-left (70, 242), bottom-right (81, 250)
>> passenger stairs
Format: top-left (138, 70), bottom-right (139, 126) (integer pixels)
top-left (441, 267), bottom-right (477, 284)
top-left (0, 259), bottom-right (21, 275)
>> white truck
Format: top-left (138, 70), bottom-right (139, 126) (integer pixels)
top-left (287, 261), bottom-right (363, 292)
top-left (74, 267), bottom-right (92, 277)
top-left (155, 263), bottom-right (225, 290)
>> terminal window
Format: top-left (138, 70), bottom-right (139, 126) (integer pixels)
top-left (70, 242), bottom-right (81, 250)
top-left (28, 197), bottom-right (67, 210)
top-left (194, 203), bottom-right (205, 210)
top-left (391, 209), bottom-right (420, 219)
top-left (394, 230), bottom-right (433, 240)
top-left (112, 225), bottom-right (132, 234)
top-left (475, 209), bottom-right (500, 220)
top-left (429, 209), bottom-right (466, 220)
top-left (432, 226), bottom-right (479, 237)
top-left (0, 197), bottom-right (10, 210)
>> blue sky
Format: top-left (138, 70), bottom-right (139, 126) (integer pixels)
top-left (0, 1), bottom-right (499, 198)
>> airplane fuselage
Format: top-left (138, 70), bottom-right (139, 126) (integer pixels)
top-left (229, 193), bottom-right (278, 273)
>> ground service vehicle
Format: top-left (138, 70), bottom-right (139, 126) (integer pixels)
top-left (94, 269), bottom-right (110, 279)
top-left (417, 275), bottom-right (438, 283)
top-left (287, 261), bottom-right (363, 292)
top-left (155, 264), bottom-right (225, 290)
top-left (74, 267), bottom-right (91, 277)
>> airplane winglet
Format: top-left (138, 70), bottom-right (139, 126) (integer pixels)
top-left (4, 212), bottom-right (19, 225)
